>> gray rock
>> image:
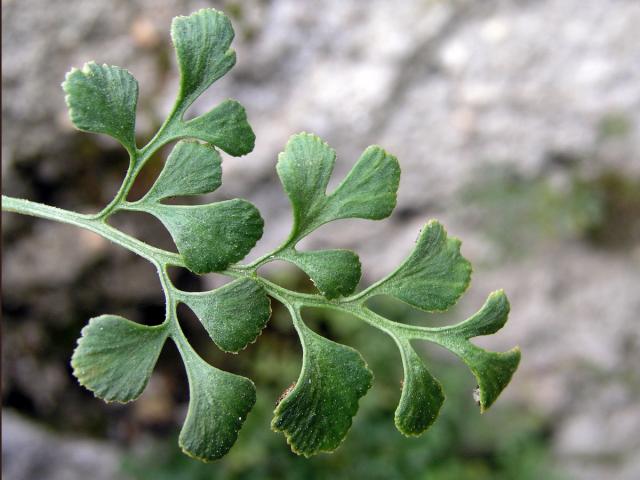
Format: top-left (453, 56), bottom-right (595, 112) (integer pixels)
top-left (2, 1), bottom-right (640, 479)
top-left (2, 409), bottom-right (124, 480)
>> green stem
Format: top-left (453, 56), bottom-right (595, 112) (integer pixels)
top-left (2, 194), bottom-right (443, 345)
top-left (157, 263), bottom-right (191, 343)
top-left (227, 266), bottom-right (443, 342)
top-left (2, 195), bottom-right (183, 267)
top-left (94, 107), bottom-right (185, 221)
top-left (138, 112), bottom-right (181, 162)
top-left (94, 155), bottom-right (138, 220)
top-left (242, 241), bottom-right (294, 270)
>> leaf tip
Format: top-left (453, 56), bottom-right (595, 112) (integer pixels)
top-left (478, 346), bottom-right (521, 413)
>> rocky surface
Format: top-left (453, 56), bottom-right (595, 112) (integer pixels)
top-left (2, 410), bottom-right (125, 480)
top-left (2, 0), bottom-right (640, 479)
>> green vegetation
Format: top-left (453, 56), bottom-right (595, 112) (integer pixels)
top-left (1, 8), bottom-right (519, 461)
top-left (464, 164), bottom-right (640, 257)
top-left (123, 292), bottom-right (554, 479)
top-left (598, 112), bottom-right (632, 140)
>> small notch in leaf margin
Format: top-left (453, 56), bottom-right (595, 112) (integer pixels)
top-left (175, 337), bottom-right (256, 462)
top-left (168, 9), bottom-right (256, 157)
top-left (177, 277), bottom-right (272, 353)
top-left (62, 62), bottom-right (139, 154)
top-left (276, 132), bottom-right (401, 242)
top-left (426, 291), bottom-right (520, 413)
top-left (71, 315), bottom-right (168, 404)
top-left (271, 313), bottom-right (373, 457)
top-left (362, 220), bottom-right (472, 312)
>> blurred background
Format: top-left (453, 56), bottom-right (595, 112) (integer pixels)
top-left (2, 0), bottom-right (639, 479)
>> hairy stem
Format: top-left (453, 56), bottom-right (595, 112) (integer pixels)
top-left (93, 107), bottom-right (187, 221)
top-left (2, 195), bottom-right (182, 266)
top-left (93, 157), bottom-right (137, 220)
top-left (2, 194), bottom-right (444, 345)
